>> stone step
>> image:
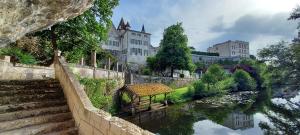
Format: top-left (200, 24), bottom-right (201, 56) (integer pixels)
top-left (0, 93), bottom-right (64, 106)
top-left (0, 112), bottom-right (73, 132)
top-left (0, 83), bottom-right (61, 91)
top-left (45, 127), bottom-right (78, 135)
top-left (0, 79), bottom-right (58, 86)
top-left (0, 105), bottom-right (69, 122)
top-left (0, 100), bottom-right (67, 114)
top-left (0, 88), bottom-right (62, 97)
top-left (0, 119), bottom-right (76, 135)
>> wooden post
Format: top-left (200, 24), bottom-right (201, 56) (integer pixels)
top-left (131, 96), bottom-right (135, 115)
top-left (164, 93), bottom-right (168, 106)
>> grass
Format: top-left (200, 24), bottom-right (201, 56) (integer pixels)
top-left (153, 86), bottom-right (194, 104)
top-left (77, 77), bottom-right (119, 114)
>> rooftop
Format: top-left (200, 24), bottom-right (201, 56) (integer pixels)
top-left (120, 83), bottom-right (173, 97)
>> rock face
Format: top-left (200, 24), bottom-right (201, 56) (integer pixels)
top-left (0, 0), bottom-right (94, 47)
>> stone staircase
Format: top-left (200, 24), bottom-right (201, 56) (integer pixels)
top-left (0, 79), bottom-right (77, 135)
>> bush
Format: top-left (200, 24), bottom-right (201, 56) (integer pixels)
top-left (78, 77), bottom-right (118, 114)
top-left (142, 68), bottom-right (151, 75)
top-left (233, 69), bottom-right (257, 91)
top-left (193, 80), bottom-right (205, 96)
top-left (179, 74), bottom-right (185, 78)
top-left (0, 47), bottom-right (37, 65)
top-left (215, 77), bottom-right (237, 92)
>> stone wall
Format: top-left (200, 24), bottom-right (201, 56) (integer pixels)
top-left (55, 58), bottom-right (153, 135)
top-left (131, 74), bottom-right (196, 88)
top-left (71, 66), bottom-right (125, 80)
top-left (0, 57), bottom-right (54, 80)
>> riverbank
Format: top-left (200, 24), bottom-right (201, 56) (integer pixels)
top-left (195, 91), bottom-right (257, 107)
top-left (154, 86), bottom-right (257, 107)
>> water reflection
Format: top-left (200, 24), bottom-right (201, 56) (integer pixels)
top-left (121, 89), bottom-right (300, 135)
top-left (222, 111), bottom-right (254, 130)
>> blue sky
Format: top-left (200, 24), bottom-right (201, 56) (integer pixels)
top-left (112, 0), bottom-right (300, 55)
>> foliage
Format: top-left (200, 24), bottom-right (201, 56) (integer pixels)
top-left (233, 70), bottom-right (257, 91)
top-left (201, 64), bottom-right (226, 90)
top-left (191, 51), bottom-right (219, 56)
top-left (0, 47), bottom-right (37, 65)
top-left (148, 23), bottom-right (195, 77)
top-left (215, 77), bottom-right (237, 92)
top-left (258, 41), bottom-right (300, 86)
top-left (141, 68), bottom-right (151, 75)
top-left (78, 77), bottom-right (118, 114)
top-left (194, 61), bottom-right (206, 69)
top-left (206, 64), bottom-right (227, 81)
top-left (8, 35), bottom-right (54, 65)
top-left (29, 0), bottom-right (119, 64)
top-left (179, 74), bottom-right (185, 78)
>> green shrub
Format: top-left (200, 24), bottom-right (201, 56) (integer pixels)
top-left (193, 80), bottom-right (205, 96)
top-left (0, 47), bottom-right (37, 65)
top-left (233, 69), bottom-right (257, 91)
top-left (78, 77), bottom-right (118, 114)
top-left (141, 68), bottom-right (151, 75)
top-left (215, 77), bottom-right (236, 92)
top-left (179, 74), bottom-right (184, 78)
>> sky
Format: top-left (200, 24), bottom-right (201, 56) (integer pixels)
top-left (112, 0), bottom-right (300, 55)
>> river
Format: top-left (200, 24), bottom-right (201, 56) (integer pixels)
top-left (121, 89), bottom-right (300, 135)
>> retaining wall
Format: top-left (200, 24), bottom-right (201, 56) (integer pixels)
top-left (0, 56), bottom-right (54, 80)
top-left (55, 58), bottom-right (153, 135)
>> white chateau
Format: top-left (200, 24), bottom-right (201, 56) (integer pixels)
top-left (208, 40), bottom-right (250, 58)
top-left (101, 18), bottom-right (158, 67)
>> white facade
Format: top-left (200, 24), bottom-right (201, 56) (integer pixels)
top-left (101, 18), bottom-right (158, 66)
top-left (208, 40), bottom-right (250, 58)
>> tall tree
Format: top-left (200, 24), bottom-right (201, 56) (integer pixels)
top-left (33, 0), bottom-right (119, 65)
top-left (155, 23), bottom-right (194, 77)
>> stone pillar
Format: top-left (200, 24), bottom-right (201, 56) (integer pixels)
top-left (91, 50), bottom-right (97, 68)
top-left (80, 57), bottom-right (84, 66)
top-left (108, 58), bottom-right (110, 79)
top-left (116, 62), bottom-right (119, 78)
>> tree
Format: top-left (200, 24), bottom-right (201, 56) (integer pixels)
top-left (288, 5), bottom-right (300, 21)
top-left (155, 23), bottom-right (194, 77)
top-left (233, 69), bottom-right (256, 91)
top-left (206, 64), bottom-right (226, 81)
top-left (201, 72), bottom-right (216, 90)
top-left (258, 41), bottom-right (300, 86)
top-left (32, 0), bottom-right (119, 65)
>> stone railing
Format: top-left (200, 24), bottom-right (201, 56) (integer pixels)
top-left (0, 56), bottom-right (54, 80)
top-left (70, 65), bottom-right (125, 80)
top-left (55, 58), bottom-right (153, 135)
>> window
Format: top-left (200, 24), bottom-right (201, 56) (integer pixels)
top-left (144, 41), bottom-right (148, 45)
top-left (144, 50), bottom-right (149, 56)
top-left (137, 34), bottom-right (141, 37)
top-left (144, 35), bottom-right (148, 38)
top-left (132, 32), bottom-right (136, 36)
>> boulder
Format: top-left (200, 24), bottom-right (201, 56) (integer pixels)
top-left (0, 0), bottom-right (94, 47)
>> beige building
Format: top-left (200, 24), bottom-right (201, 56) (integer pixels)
top-left (207, 40), bottom-right (250, 58)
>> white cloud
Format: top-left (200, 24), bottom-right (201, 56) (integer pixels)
top-left (113, 0), bottom-right (300, 53)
